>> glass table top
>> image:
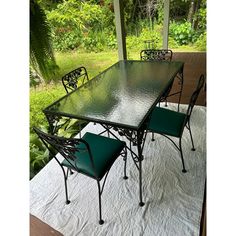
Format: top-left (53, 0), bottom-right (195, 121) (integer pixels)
top-left (44, 60), bottom-right (184, 130)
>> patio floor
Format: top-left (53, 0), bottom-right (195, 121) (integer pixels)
top-left (167, 52), bottom-right (206, 106)
top-left (30, 103), bottom-right (206, 236)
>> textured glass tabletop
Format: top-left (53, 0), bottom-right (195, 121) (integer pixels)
top-left (44, 60), bottom-right (184, 130)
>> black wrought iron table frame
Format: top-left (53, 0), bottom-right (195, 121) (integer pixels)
top-left (43, 60), bottom-right (184, 207)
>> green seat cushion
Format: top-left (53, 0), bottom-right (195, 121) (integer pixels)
top-left (61, 132), bottom-right (125, 179)
top-left (147, 107), bottom-right (186, 137)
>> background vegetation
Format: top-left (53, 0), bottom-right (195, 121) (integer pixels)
top-left (30, 0), bottom-right (206, 178)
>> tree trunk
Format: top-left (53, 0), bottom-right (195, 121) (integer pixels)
top-left (193, 0), bottom-right (202, 30)
top-left (131, 0), bottom-right (138, 22)
top-left (187, 0), bottom-right (196, 26)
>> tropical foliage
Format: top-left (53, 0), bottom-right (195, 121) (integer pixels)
top-left (30, 0), bottom-right (58, 81)
top-left (38, 0), bottom-right (207, 53)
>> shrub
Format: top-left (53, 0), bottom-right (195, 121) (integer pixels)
top-left (126, 27), bottom-right (162, 51)
top-left (168, 36), bottom-right (179, 49)
top-left (52, 30), bottom-right (82, 51)
top-left (169, 21), bottom-right (195, 45)
top-left (107, 34), bottom-right (117, 49)
top-left (30, 129), bottom-right (49, 179)
top-left (194, 32), bottom-right (206, 51)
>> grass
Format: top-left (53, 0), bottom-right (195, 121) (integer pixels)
top-left (53, 50), bottom-right (119, 81)
top-left (50, 46), bottom-right (201, 82)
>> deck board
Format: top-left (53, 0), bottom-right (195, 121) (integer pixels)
top-left (168, 52), bottom-right (206, 106)
top-left (30, 214), bottom-right (63, 236)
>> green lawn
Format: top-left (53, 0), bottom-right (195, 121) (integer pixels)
top-left (54, 50), bottom-right (119, 80)
top-left (47, 47), bottom-right (200, 82)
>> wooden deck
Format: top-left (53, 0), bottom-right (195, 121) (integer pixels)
top-left (30, 52), bottom-right (206, 236)
top-left (30, 214), bottom-right (62, 236)
top-left (169, 52), bottom-right (206, 106)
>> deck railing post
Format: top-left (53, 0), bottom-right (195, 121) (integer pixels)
top-left (163, 0), bottom-right (170, 49)
top-left (114, 0), bottom-right (127, 60)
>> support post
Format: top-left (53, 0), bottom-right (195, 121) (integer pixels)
top-left (163, 0), bottom-right (170, 49)
top-left (114, 0), bottom-right (127, 60)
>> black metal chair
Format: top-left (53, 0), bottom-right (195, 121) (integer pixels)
top-left (60, 66), bottom-right (90, 137)
top-left (140, 49), bottom-right (173, 61)
top-left (145, 74), bottom-right (205, 173)
top-left (62, 66), bottom-right (89, 93)
top-left (140, 49), bottom-right (183, 110)
top-left (34, 127), bottom-right (127, 225)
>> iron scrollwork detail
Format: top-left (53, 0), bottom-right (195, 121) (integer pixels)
top-left (44, 112), bottom-right (63, 135)
top-left (62, 66), bottom-right (89, 93)
top-left (140, 49), bottom-right (173, 61)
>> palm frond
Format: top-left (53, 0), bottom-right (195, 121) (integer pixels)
top-left (30, 0), bottom-right (58, 81)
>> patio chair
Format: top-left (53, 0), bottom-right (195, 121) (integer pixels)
top-left (33, 127), bottom-right (127, 225)
top-left (61, 66), bottom-right (107, 136)
top-left (140, 49), bottom-right (183, 110)
top-left (140, 49), bottom-right (173, 61)
top-left (61, 66), bottom-right (92, 138)
top-left (62, 66), bottom-right (89, 93)
top-left (145, 74), bottom-right (205, 173)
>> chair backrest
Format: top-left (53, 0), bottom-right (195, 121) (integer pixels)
top-left (143, 40), bottom-right (155, 49)
top-left (62, 66), bottom-right (89, 93)
top-left (140, 49), bottom-right (173, 61)
top-left (33, 127), bottom-right (95, 174)
top-left (186, 74), bottom-right (206, 120)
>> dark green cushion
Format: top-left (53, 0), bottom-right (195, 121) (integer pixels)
top-left (61, 132), bottom-right (125, 179)
top-left (147, 107), bottom-right (186, 137)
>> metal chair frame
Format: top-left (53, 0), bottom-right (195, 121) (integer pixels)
top-left (61, 66), bottom-right (90, 138)
top-left (140, 49), bottom-right (173, 61)
top-left (62, 66), bottom-right (89, 93)
top-left (33, 127), bottom-right (127, 225)
top-left (61, 67), bottom-right (110, 136)
top-left (146, 74), bottom-right (205, 173)
top-left (140, 49), bottom-right (183, 111)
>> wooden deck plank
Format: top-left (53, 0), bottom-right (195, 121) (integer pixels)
top-left (30, 214), bottom-right (63, 236)
top-left (168, 52), bottom-right (206, 106)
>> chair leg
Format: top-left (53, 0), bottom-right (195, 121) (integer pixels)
top-left (62, 167), bottom-right (70, 204)
top-left (188, 126), bottom-right (196, 151)
top-left (177, 83), bottom-right (183, 112)
top-left (179, 138), bottom-right (187, 173)
top-left (138, 157), bottom-right (145, 207)
top-left (151, 132), bottom-right (155, 141)
top-left (97, 181), bottom-right (104, 225)
top-left (165, 99), bottom-right (168, 107)
top-left (123, 148), bottom-right (128, 180)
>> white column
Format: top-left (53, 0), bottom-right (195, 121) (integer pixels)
top-left (163, 0), bottom-right (170, 49)
top-left (114, 0), bottom-right (127, 60)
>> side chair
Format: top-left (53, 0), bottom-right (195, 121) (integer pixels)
top-left (61, 66), bottom-right (108, 137)
top-left (34, 127), bottom-right (127, 225)
top-left (145, 74), bottom-right (205, 173)
top-left (60, 66), bottom-right (90, 137)
top-left (140, 49), bottom-right (183, 111)
top-left (62, 66), bottom-right (89, 93)
top-left (140, 49), bottom-right (173, 61)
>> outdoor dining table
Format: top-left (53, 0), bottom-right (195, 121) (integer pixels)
top-left (43, 60), bottom-right (184, 206)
